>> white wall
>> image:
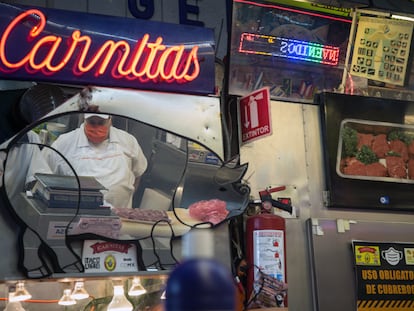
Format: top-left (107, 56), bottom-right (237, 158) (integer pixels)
top-left (241, 100), bottom-right (414, 310)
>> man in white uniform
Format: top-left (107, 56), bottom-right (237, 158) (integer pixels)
top-left (43, 113), bottom-right (148, 209)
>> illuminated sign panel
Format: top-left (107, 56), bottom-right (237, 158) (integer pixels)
top-left (229, 0), bottom-right (352, 103)
top-left (239, 33), bottom-right (340, 66)
top-left (0, 4), bottom-right (215, 95)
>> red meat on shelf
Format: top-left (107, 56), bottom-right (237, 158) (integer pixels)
top-left (357, 133), bottom-right (374, 150)
top-left (342, 157), bottom-right (366, 176)
top-left (341, 157), bottom-right (387, 177)
top-left (408, 159), bottom-right (414, 179)
top-left (389, 139), bottom-right (409, 162)
top-left (386, 156), bottom-right (407, 179)
top-left (408, 140), bottom-right (414, 158)
top-left (365, 162), bottom-right (388, 177)
top-left (371, 134), bottom-right (390, 158)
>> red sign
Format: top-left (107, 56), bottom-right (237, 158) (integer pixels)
top-left (240, 87), bottom-right (272, 144)
top-left (90, 242), bottom-right (132, 254)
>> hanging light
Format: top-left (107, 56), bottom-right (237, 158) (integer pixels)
top-left (4, 293), bottom-right (25, 311)
top-left (58, 289), bottom-right (76, 306)
top-left (128, 278), bottom-right (147, 296)
top-left (160, 290), bottom-right (166, 300)
top-left (160, 278), bottom-right (167, 300)
top-left (9, 282), bottom-right (31, 302)
top-left (107, 284), bottom-right (133, 311)
top-left (71, 281), bottom-right (89, 300)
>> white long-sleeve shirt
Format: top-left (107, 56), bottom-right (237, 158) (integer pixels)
top-left (43, 123), bottom-right (147, 209)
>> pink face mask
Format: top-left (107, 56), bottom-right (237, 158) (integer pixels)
top-left (84, 123), bottom-right (109, 144)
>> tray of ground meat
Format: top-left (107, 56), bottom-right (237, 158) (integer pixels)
top-left (337, 118), bottom-right (414, 183)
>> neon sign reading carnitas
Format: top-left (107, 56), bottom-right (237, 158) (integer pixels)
top-left (0, 9), bottom-right (200, 83)
top-left (239, 33), bottom-right (340, 66)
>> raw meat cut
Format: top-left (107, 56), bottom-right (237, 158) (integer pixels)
top-left (357, 133), bottom-right (374, 150)
top-left (389, 139), bottom-right (409, 162)
top-left (365, 162), bottom-right (387, 177)
top-left (188, 199), bottom-right (229, 225)
top-left (339, 120), bottom-right (414, 182)
top-left (408, 159), bottom-right (414, 179)
top-left (112, 207), bottom-right (171, 224)
top-left (342, 157), bottom-right (366, 176)
top-left (371, 134), bottom-right (389, 158)
top-left (341, 157), bottom-right (387, 177)
top-left (408, 141), bottom-right (414, 158)
top-left (386, 156), bottom-right (407, 178)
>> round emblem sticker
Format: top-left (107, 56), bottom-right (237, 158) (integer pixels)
top-left (104, 254), bottom-right (116, 271)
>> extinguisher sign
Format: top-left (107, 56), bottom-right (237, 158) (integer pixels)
top-left (239, 87), bottom-right (272, 144)
top-left (253, 229), bottom-right (286, 290)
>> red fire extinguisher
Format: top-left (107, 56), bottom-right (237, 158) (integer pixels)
top-left (245, 186), bottom-right (291, 307)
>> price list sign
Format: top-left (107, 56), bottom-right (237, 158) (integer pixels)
top-left (350, 16), bottom-right (413, 86)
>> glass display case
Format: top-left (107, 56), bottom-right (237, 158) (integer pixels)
top-left (318, 91), bottom-right (414, 211)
